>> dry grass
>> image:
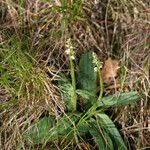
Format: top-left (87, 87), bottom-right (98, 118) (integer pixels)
top-left (0, 0), bottom-right (150, 149)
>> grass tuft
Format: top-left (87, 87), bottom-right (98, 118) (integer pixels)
top-left (0, 0), bottom-right (149, 149)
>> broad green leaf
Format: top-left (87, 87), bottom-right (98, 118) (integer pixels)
top-left (76, 89), bottom-right (97, 109)
top-left (76, 89), bottom-right (96, 100)
top-left (78, 51), bottom-right (97, 104)
top-left (89, 124), bottom-right (114, 150)
top-left (96, 113), bottom-right (127, 150)
top-left (56, 113), bottom-right (81, 136)
top-left (25, 113), bottom-right (81, 145)
top-left (98, 91), bottom-right (140, 108)
top-left (24, 117), bottom-right (55, 145)
top-left (77, 118), bottom-right (113, 150)
top-left (58, 73), bottom-right (74, 111)
top-left (77, 118), bottom-right (94, 135)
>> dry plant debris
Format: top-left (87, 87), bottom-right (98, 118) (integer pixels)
top-left (0, 0), bottom-right (150, 149)
top-left (102, 57), bottom-right (119, 83)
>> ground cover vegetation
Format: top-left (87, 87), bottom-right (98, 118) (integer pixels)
top-left (0, 0), bottom-right (150, 149)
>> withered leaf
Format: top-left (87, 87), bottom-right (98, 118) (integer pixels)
top-left (102, 57), bottom-right (119, 82)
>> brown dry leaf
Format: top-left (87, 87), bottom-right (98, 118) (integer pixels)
top-left (79, 142), bottom-right (89, 150)
top-left (102, 57), bottom-right (120, 82)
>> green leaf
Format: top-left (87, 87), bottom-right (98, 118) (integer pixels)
top-left (89, 124), bottom-right (114, 150)
top-left (76, 89), bottom-right (97, 100)
top-left (98, 91), bottom-right (140, 108)
top-left (77, 120), bottom-right (114, 150)
top-left (24, 117), bottom-right (55, 145)
top-left (76, 89), bottom-right (98, 110)
top-left (78, 51), bottom-right (97, 104)
top-left (58, 73), bottom-right (74, 111)
top-left (77, 119), bottom-right (93, 135)
top-left (56, 113), bottom-right (81, 136)
top-left (25, 113), bottom-right (81, 145)
top-left (96, 113), bottom-right (127, 150)
top-left (78, 51), bottom-right (97, 93)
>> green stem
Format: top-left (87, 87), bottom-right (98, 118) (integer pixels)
top-left (97, 60), bottom-right (104, 101)
top-left (69, 42), bottom-right (77, 111)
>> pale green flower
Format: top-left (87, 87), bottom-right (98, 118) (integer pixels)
top-left (65, 38), bottom-right (75, 60)
top-left (65, 49), bottom-right (70, 55)
top-left (71, 55), bottom-right (75, 60)
top-left (94, 67), bottom-right (98, 72)
top-left (92, 52), bottom-right (103, 69)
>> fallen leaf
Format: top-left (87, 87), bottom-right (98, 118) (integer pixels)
top-left (79, 142), bottom-right (89, 150)
top-left (102, 57), bottom-right (119, 83)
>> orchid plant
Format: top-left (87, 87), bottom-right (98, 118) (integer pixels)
top-left (24, 39), bottom-right (140, 150)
